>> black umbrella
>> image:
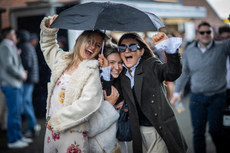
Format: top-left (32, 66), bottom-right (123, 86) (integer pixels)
top-left (50, 1), bottom-right (165, 31)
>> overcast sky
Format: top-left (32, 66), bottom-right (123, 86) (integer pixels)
top-left (207, 0), bottom-right (229, 19)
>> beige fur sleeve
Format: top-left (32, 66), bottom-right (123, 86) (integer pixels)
top-left (39, 16), bottom-right (66, 70)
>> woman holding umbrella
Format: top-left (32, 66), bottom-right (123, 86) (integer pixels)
top-left (40, 15), bottom-right (120, 153)
top-left (117, 32), bottom-right (187, 153)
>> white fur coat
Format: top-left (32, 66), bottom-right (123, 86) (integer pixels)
top-left (40, 17), bottom-right (103, 133)
top-left (40, 17), bottom-right (120, 153)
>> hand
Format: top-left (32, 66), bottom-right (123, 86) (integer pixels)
top-left (104, 86), bottom-right (119, 106)
top-left (45, 14), bottom-right (58, 28)
top-left (152, 32), bottom-right (168, 46)
top-left (46, 120), bottom-right (52, 131)
top-left (22, 71), bottom-right (27, 81)
top-left (170, 94), bottom-right (181, 106)
top-left (114, 100), bottom-right (124, 110)
top-left (98, 54), bottom-right (109, 68)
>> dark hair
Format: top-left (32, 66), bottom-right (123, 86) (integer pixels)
top-left (30, 33), bottom-right (38, 40)
top-left (118, 32), bottom-right (155, 60)
top-left (104, 39), bottom-right (118, 58)
top-left (219, 25), bottom-right (230, 34)
top-left (198, 21), bottom-right (211, 29)
top-left (1, 27), bottom-right (14, 40)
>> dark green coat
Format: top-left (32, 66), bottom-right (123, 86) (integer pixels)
top-left (120, 53), bottom-right (188, 153)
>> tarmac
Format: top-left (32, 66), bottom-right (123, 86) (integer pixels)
top-left (0, 95), bottom-right (219, 153)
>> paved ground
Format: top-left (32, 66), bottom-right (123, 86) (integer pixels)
top-left (0, 118), bottom-right (46, 153)
top-left (173, 95), bottom-right (215, 153)
top-left (0, 95), bottom-right (219, 153)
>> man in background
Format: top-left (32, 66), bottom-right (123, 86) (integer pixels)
top-left (171, 22), bottom-right (230, 153)
top-left (0, 27), bottom-right (32, 149)
top-left (219, 25), bottom-right (230, 106)
top-left (17, 30), bottom-right (41, 137)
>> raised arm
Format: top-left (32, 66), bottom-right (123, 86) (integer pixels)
top-left (39, 15), bottom-right (66, 70)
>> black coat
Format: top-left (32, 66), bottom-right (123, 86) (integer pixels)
top-left (101, 76), bottom-right (123, 105)
top-left (18, 30), bottom-right (39, 83)
top-left (120, 53), bottom-right (188, 153)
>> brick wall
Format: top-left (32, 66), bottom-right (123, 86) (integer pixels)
top-left (0, 0), bottom-right (74, 29)
top-left (0, 0), bottom-right (37, 28)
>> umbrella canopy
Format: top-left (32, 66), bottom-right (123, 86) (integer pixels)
top-left (50, 1), bottom-right (165, 31)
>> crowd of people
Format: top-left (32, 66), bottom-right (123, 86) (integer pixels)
top-left (0, 13), bottom-right (230, 153)
top-left (0, 27), bottom-right (40, 149)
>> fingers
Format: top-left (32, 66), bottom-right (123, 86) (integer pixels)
top-left (46, 120), bottom-right (52, 131)
top-left (53, 14), bottom-right (58, 21)
top-left (152, 32), bottom-right (168, 45)
top-left (103, 90), bottom-right (107, 98)
top-left (98, 54), bottom-right (105, 67)
top-left (111, 86), bottom-right (119, 97)
top-left (47, 14), bottom-right (58, 28)
top-left (104, 86), bottom-right (119, 106)
top-left (170, 95), bottom-right (181, 106)
top-left (114, 100), bottom-right (124, 110)
top-left (98, 54), bottom-right (108, 68)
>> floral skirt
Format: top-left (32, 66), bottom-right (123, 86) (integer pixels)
top-left (44, 128), bottom-right (88, 153)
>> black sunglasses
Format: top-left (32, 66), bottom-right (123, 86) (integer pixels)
top-left (118, 44), bottom-right (140, 53)
top-left (199, 30), bottom-right (211, 35)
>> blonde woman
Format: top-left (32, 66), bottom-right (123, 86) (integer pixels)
top-left (40, 15), bottom-right (119, 153)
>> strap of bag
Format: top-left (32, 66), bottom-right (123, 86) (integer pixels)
top-left (94, 137), bottom-right (106, 153)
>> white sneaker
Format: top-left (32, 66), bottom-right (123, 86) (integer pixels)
top-left (8, 140), bottom-right (28, 149)
top-left (24, 130), bottom-right (33, 137)
top-left (34, 124), bottom-right (41, 136)
top-left (21, 137), bottom-right (33, 143)
top-left (24, 124), bottom-right (41, 137)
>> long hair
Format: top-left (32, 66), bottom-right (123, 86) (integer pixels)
top-left (67, 30), bottom-right (108, 66)
top-left (118, 32), bottom-right (155, 60)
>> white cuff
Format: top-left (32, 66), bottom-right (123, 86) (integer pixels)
top-left (154, 37), bottom-right (182, 54)
top-left (100, 66), bottom-right (111, 81)
top-left (173, 92), bottom-right (181, 96)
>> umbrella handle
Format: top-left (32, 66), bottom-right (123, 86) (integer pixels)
top-left (101, 41), bottom-right (104, 55)
top-left (100, 30), bottom-right (106, 55)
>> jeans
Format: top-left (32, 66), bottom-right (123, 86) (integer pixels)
top-left (1, 86), bottom-right (23, 143)
top-left (190, 92), bottom-right (226, 153)
top-left (22, 83), bottom-right (37, 131)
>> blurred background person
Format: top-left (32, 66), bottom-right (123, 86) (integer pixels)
top-left (0, 87), bottom-right (7, 131)
top-left (0, 27), bottom-right (32, 149)
top-left (171, 21), bottom-right (230, 153)
top-left (29, 33), bottom-right (39, 48)
top-left (0, 33), bottom-right (7, 133)
top-left (218, 25), bottom-right (230, 106)
top-left (17, 30), bottom-right (41, 138)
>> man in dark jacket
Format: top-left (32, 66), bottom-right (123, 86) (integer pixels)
top-left (17, 30), bottom-right (40, 137)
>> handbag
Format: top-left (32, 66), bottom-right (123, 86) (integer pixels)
top-left (116, 102), bottom-right (132, 141)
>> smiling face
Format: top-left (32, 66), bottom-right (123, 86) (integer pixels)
top-left (107, 53), bottom-right (123, 78)
top-left (197, 25), bottom-right (213, 47)
top-left (79, 33), bottom-right (103, 60)
top-left (119, 38), bottom-right (144, 69)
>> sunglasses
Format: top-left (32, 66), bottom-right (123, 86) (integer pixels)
top-left (118, 44), bottom-right (140, 53)
top-left (199, 30), bottom-right (211, 35)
